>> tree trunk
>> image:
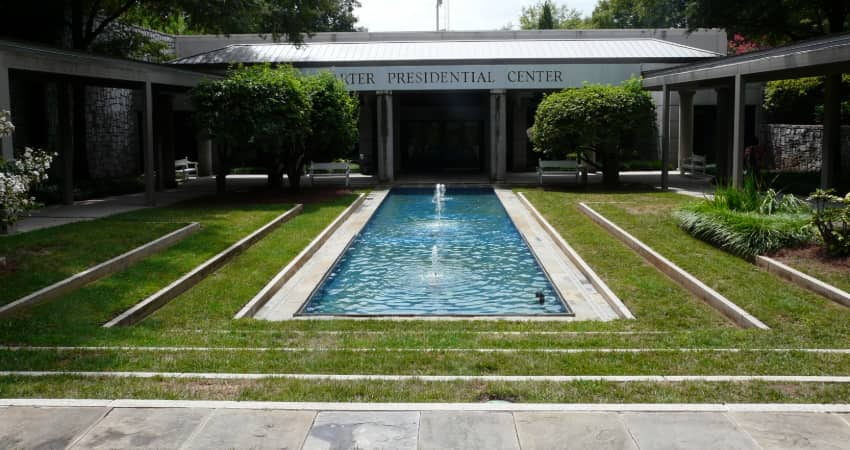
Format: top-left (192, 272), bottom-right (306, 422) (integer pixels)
top-left (287, 153), bottom-right (305, 193)
top-left (214, 144), bottom-right (229, 195)
top-left (601, 145), bottom-right (620, 187)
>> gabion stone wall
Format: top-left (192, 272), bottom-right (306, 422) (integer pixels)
top-left (84, 86), bottom-right (141, 179)
top-left (760, 124), bottom-right (850, 173)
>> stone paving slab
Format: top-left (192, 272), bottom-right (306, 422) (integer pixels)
top-left (71, 407), bottom-right (211, 449)
top-left (419, 411), bottom-right (520, 450)
top-left (183, 409), bottom-right (316, 449)
top-left (730, 412), bottom-right (850, 449)
top-left (514, 412), bottom-right (638, 450)
top-left (622, 412), bottom-right (761, 450)
top-left (0, 406), bottom-right (106, 450)
top-left (302, 411), bottom-right (418, 450)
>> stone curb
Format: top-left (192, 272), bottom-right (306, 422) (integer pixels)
top-left (103, 205), bottom-right (303, 327)
top-left (577, 202), bottom-right (769, 330)
top-left (2, 346), bottom-right (850, 353)
top-left (235, 193), bottom-right (367, 319)
top-left (516, 192), bottom-right (635, 319)
top-left (3, 371), bottom-right (850, 383)
top-left (0, 222), bottom-right (201, 319)
top-left (2, 399), bottom-right (850, 413)
top-left (756, 255), bottom-right (850, 309)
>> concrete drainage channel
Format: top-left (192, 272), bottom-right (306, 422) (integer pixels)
top-left (0, 222), bottom-right (202, 319)
top-left (103, 205), bottom-right (304, 327)
top-left (577, 202), bottom-right (770, 329)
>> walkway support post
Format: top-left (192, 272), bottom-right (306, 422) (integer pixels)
top-left (0, 57), bottom-right (12, 161)
top-left (732, 73), bottom-right (746, 189)
top-left (376, 91), bottom-right (394, 183)
top-left (490, 89), bottom-right (507, 182)
top-left (822, 73), bottom-right (841, 188)
top-left (677, 90), bottom-right (695, 170)
top-left (660, 84), bottom-right (670, 189)
top-left (144, 81), bottom-right (155, 206)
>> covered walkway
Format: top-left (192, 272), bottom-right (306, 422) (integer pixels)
top-left (0, 39), bottom-right (218, 207)
top-left (644, 33), bottom-right (850, 189)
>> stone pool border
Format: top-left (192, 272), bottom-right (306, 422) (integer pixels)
top-left (104, 205), bottom-right (303, 327)
top-left (0, 222), bottom-right (201, 319)
top-left (755, 255), bottom-right (850, 309)
top-left (516, 192), bottom-right (634, 320)
top-left (578, 202), bottom-right (769, 330)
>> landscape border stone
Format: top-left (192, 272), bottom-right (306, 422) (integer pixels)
top-left (103, 205), bottom-right (303, 327)
top-left (0, 222), bottom-right (201, 319)
top-left (756, 255), bottom-right (850, 309)
top-left (578, 202), bottom-right (769, 329)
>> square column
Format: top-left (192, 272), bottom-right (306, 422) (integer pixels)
top-left (822, 74), bottom-right (841, 188)
top-left (489, 89), bottom-right (507, 182)
top-left (196, 131), bottom-right (213, 177)
top-left (732, 74), bottom-right (746, 188)
top-left (660, 85), bottom-right (670, 189)
top-left (714, 87), bottom-right (733, 182)
top-left (0, 58), bottom-right (12, 161)
top-left (376, 91), bottom-right (394, 183)
top-left (677, 90), bottom-right (695, 170)
top-left (143, 81), bottom-right (155, 206)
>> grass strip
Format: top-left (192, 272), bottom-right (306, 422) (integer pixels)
top-left (2, 376), bottom-right (849, 403)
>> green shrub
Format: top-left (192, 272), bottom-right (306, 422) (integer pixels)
top-left (676, 176), bottom-right (814, 258)
top-left (808, 189), bottom-right (850, 257)
top-left (763, 75), bottom-right (850, 124)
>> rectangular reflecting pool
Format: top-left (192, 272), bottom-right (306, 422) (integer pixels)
top-left (300, 187), bottom-right (572, 316)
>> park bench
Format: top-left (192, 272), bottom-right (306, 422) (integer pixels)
top-left (175, 157), bottom-right (198, 180)
top-left (308, 161), bottom-right (350, 187)
top-left (537, 157), bottom-right (585, 185)
top-left (681, 154), bottom-right (706, 176)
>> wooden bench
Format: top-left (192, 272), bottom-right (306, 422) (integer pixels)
top-left (175, 157), bottom-right (198, 180)
top-left (309, 161), bottom-right (350, 187)
top-left (537, 158), bottom-right (585, 185)
top-left (681, 154), bottom-right (706, 175)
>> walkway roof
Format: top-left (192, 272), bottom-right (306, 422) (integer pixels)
top-left (642, 32), bottom-right (850, 90)
top-left (171, 38), bottom-right (721, 67)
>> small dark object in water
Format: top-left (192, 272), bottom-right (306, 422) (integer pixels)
top-left (535, 291), bottom-right (545, 304)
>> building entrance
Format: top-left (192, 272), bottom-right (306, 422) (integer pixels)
top-left (398, 92), bottom-right (487, 174)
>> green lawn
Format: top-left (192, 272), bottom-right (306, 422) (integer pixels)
top-left (0, 186), bottom-right (848, 403)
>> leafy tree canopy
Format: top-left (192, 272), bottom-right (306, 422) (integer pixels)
top-left (763, 75), bottom-right (850, 124)
top-left (685, 0), bottom-right (849, 44)
top-left (590, 0), bottom-right (688, 29)
top-left (530, 79), bottom-right (656, 186)
top-left (519, 1), bottom-right (587, 30)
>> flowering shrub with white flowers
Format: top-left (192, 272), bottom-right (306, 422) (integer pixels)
top-left (1, 110), bottom-right (55, 229)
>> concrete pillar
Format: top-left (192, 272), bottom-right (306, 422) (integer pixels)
top-left (144, 81), bottom-right (155, 206)
top-left (822, 74), bottom-right (841, 188)
top-left (490, 89), bottom-right (507, 182)
top-left (57, 83), bottom-right (74, 205)
top-left (0, 58), bottom-right (12, 161)
top-left (714, 87), bottom-right (733, 182)
top-left (660, 85), bottom-right (670, 189)
top-left (732, 74), bottom-right (746, 188)
top-left (677, 90), bottom-right (695, 170)
top-left (376, 91), bottom-right (393, 183)
top-left (196, 132), bottom-right (213, 176)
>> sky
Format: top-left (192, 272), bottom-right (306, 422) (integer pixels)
top-left (354, 0), bottom-right (600, 32)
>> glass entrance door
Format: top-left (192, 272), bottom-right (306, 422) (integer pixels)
top-left (401, 120), bottom-right (484, 173)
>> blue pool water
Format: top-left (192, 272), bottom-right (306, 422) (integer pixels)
top-left (300, 188), bottom-right (571, 316)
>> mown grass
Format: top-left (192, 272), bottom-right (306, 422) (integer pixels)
top-left (0, 186), bottom-right (848, 402)
top-left (0, 219), bottom-right (184, 305)
top-left (2, 376), bottom-right (849, 404)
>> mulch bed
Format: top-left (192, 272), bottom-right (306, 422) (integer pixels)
top-left (772, 245), bottom-right (850, 273)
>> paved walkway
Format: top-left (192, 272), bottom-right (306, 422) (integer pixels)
top-left (1, 401), bottom-right (848, 449)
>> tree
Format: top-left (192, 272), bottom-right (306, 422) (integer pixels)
top-left (191, 65), bottom-right (311, 194)
top-left (590, 0), bottom-right (688, 29)
top-left (519, 1), bottom-right (586, 30)
top-left (299, 72), bottom-right (359, 191)
top-left (530, 79), bottom-right (656, 186)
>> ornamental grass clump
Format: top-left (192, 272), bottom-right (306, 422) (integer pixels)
top-left (675, 176), bottom-right (815, 259)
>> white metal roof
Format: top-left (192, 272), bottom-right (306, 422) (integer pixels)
top-left (171, 38), bottom-right (720, 66)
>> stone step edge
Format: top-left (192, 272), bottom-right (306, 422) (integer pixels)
top-left (103, 205), bottom-right (304, 327)
top-left (577, 202), bottom-right (769, 330)
top-left (756, 255), bottom-right (850, 309)
top-left (2, 398), bottom-right (850, 413)
top-left (0, 222), bottom-right (201, 319)
top-left (235, 193), bottom-right (368, 319)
